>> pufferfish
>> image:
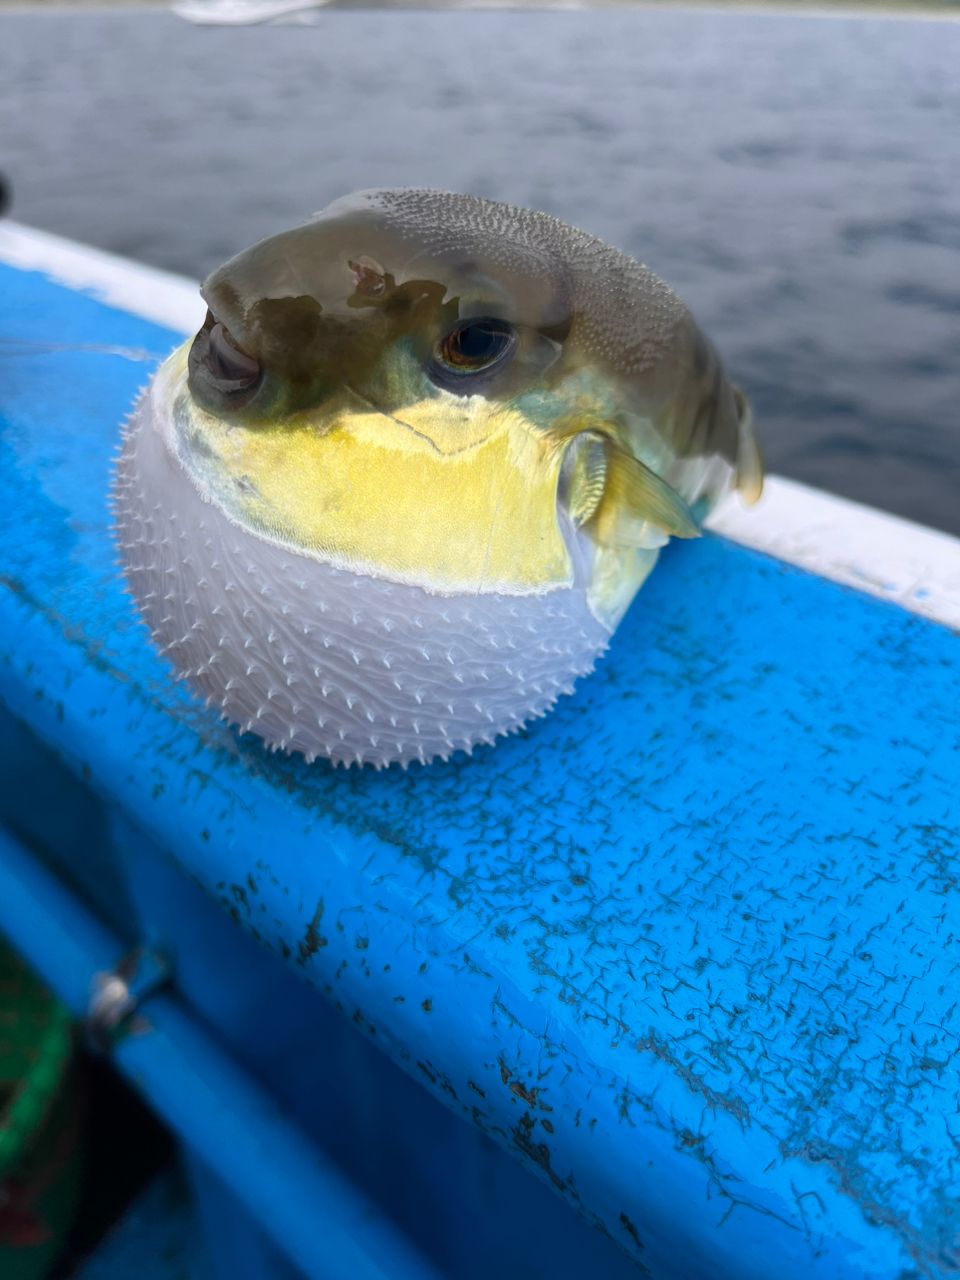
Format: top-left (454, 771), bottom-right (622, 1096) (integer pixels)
top-left (113, 188), bottom-right (761, 768)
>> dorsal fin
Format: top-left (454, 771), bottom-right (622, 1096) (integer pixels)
top-left (732, 387), bottom-right (764, 505)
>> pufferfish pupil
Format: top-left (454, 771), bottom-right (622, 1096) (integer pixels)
top-left (435, 318), bottom-right (517, 379)
top-left (113, 188), bottom-right (762, 768)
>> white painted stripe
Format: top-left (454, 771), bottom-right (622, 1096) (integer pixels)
top-left (2, 220), bottom-right (958, 630)
top-left (706, 479), bottom-right (960, 632)
top-left (0, 220), bottom-right (205, 334)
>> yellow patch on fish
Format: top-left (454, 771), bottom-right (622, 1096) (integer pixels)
top-left (185, 392), bottom-right (572, 595)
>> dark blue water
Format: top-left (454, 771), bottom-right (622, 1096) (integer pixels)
top-left (1, 6), bottom-right (958, 533)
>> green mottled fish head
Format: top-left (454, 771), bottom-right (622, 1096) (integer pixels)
top-left (172, 187), bottom-right (761, 627)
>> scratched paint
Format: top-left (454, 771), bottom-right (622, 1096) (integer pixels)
top-left (0, 262), bottom-right (958, 1278)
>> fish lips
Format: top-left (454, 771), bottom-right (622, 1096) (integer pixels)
top-left (187, 293), bottom-right (387, 419)
top-left (187, 314), bottom-right (264, 414)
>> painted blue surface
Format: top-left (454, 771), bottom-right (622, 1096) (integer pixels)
top-left (0, 259), bottom-right (958, 1278)
top-left (0, 719), bottom-right (650, 1280)
top-left (0, 825), bottom-right (442, 1280)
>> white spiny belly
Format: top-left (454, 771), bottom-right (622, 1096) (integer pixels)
top-left (112, 388), bottom-right (612, 768)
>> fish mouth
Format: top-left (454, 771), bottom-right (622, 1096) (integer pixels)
top-left (187, 309), bottom-right (264, 414)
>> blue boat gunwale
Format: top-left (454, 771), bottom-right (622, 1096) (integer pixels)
top-left (0, 220), bottom-right (958, 1280)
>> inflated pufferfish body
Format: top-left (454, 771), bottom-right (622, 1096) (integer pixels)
top-left (114, 189), bottom-right (761, 767)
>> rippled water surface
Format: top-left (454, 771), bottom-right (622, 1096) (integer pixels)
top-left (1, 6), bottom-right (958, 533)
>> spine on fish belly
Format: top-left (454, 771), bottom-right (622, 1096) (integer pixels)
top-left (113, 388), bottom-right (613, 769)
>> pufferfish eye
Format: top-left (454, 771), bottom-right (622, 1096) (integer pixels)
top-left (430, 318), bottom-right (517, 389)
top-left (189, 310), bottom-right (262, 404)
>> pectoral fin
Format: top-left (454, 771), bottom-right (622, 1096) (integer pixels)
top-left (558, 425), bottom-right (700, 547)
top-left (587, 438), bottom-right (699, 546)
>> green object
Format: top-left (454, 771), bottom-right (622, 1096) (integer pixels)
top-left (0, 939), bottom-right (82, 1280)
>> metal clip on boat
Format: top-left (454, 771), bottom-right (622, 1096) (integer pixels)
top-left (84, 948), bottom-right (172, 1055)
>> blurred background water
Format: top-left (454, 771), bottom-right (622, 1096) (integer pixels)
top-left (1, 5), bottom-right (957, 534)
